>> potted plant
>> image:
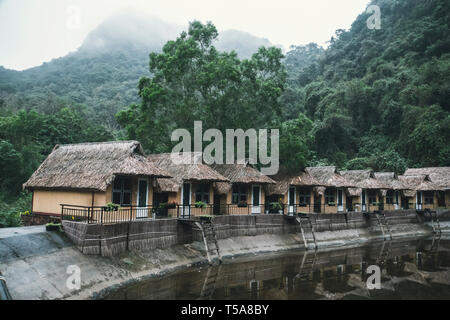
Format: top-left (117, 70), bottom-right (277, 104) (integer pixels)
top-left (195, 201), bottom-right (207, 209)
top-left (21, 210), bottom-right (31, 216)
top-left (158, 203), bottom-right (167, 210)
top-left (328, 202), bottom-right (336, 207)
top-left (166, 201), bottom-right (177, 209)
top-left (270, 202), bottom-right (283, 214)
top-left (104, 202), bottom-right (120, 212)
top-left (46, 222), bottom-right (62, 232)
top-left (155, 203), bottom-right (168, 217)
top-left (237, 200), bottom-right (248, 208)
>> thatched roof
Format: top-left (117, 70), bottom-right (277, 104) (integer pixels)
top-left (339, 170), bottom-right (387, 190)
top-left (266, 171), bottom-right (320, 196)
top-left (23, 141), bottom-right (171, 192)
top-left (398, 174), bottom-right (442, 193)
top-left (346, 188), bottom-right (362, 197)
top-left (404, 167), bottom-right (450, 190)
top-left (374, 172), bottom-right (407, 190)
top-left (148, 153), bottom-right (229, 193)
top-left (211, 163), bottom-right (275, 195)
top-left (305, 166), bottom-right (354, 188)
top-left (314, 186), bottom-right (327, 196)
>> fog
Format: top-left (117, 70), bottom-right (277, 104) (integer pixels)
top-left (0, 0), bottom-right (370, 70)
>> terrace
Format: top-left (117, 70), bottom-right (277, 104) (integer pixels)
top-left (60, 200), bottom-right (447, 225)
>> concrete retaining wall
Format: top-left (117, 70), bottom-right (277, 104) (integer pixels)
top-left (63, 219), bottom-right (178, 256)
top-left (62, 209), bottom-right (447, 257)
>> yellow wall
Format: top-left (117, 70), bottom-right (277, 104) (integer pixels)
top-left (278, 187), bottom-right (348, 214)
top-left (33, 176), bottom-right (155, 216)
top-left (33, 190), bottom-right (107, 215)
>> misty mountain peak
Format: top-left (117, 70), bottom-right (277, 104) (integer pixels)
top-left (79, 11), bottom-right (182, 54)
top-left (78, 11), bottom-right (273, 58)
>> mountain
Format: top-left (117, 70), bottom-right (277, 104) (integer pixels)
top-left (0, 12), bottom-right (273, 127)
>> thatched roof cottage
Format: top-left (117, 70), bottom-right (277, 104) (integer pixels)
top-left (266, 171), bottom-right (321, 214)
top-left (373, 172), bottom-right (408, 210)
top-left (398, 174), bottom-right (443, 209)
top-left (147, 153), bottom-right (229, 217)
top-left (403, 167), bottom-right (450, 207)
top-left (339, 169), bottom-right (392, 212)
top-left (23, 141), bottom-right (171, 217)
top-left (210, 163), bottom-right (275, 215)
top-left (304, 166), bottom-right (355, 213)
top-left (404, 167), bottom-right (450, 190)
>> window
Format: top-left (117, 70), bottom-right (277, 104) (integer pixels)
top-left (325, 188), bottom-right (335, 204)
top-left (195, 183), bottom-right (210, 204)
top-left (386, 191), bottom-right (394, 204)
top-left (112, 177), bottom-right (132, 206)
top-left (298, 188), bottom-right (311, 205)
top-left (368, 190), bottom-right (377, 204)
top-left (232, 185), bottom-right (247, 204)
top-left (424, 191), bottom-right (434, 205)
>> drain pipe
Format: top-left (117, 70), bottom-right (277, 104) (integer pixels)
top-left (0, 276), bottom-right (12, 300)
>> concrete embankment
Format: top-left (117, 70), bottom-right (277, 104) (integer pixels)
top-left (0, 209), bottom-right (449, 299)
top-left (62, 209), bottom-right (450, 257)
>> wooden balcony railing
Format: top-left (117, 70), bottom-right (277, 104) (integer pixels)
top-left (60, 201), bottom-right (447, 225)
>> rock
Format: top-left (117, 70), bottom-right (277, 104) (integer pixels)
top-left (121, 258), bottom-right (134, 266)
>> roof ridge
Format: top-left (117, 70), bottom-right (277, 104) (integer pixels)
top-left (57, 140), bottom-right (139, 148)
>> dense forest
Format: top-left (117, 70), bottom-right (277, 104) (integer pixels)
top-left (0, 0), bottom-right (449, 226)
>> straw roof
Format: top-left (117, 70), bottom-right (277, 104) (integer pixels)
top-left (305, 166), bottom-right (354, 188)
top-left (148, 153), bottom-right (229, 193)
top-left (404, 167), bottom-right (450, 190)
top-left (346, 188), bottom-right (362, 197)
top-left (398, 174), bottom-right (442, 193)
top-left (374, 172), bottom-right (407, 190)
top-left (211, 163), bottom-right (275, 195)
top-left (266, 171), bottom-right (320, 196)
top-left (339, 170), bottom-right (387, 190)
top-left (23, 141), bottom-right (171, 192)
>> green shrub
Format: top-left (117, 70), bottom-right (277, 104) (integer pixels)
top-left (0, 192), bottom-right (31, 228)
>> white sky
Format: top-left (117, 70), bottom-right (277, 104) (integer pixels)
top-left (0, 0), bottom-right (370, 70)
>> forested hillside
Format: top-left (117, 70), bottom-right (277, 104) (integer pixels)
top-left (283, 0), bottom-right (450, 171)
top-left (0, 0), bottom-right (449, 226)
top-left (0, 12), bottom-right (272, 129)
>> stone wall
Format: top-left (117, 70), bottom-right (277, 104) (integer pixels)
top-left (62, 209), bottom-right (447, 257)
top-left (20, 214), bottom-right (60, 226)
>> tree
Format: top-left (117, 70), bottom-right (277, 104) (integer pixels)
top-left (117, 21), bottom-right (286, 152)
top-left (279, 114), bottom-right (314, 173)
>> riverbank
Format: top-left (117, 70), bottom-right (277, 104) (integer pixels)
top-left (0, 211), bottom-right (449, 299)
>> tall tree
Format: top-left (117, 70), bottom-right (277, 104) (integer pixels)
top-left (117, 21), bottom-right (286, 152)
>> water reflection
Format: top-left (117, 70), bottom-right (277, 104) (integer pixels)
top-left (103, 236), bottom-right (450, 300)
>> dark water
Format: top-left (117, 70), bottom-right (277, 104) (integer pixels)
top-left (103, 237), bottom-right (450, 300)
